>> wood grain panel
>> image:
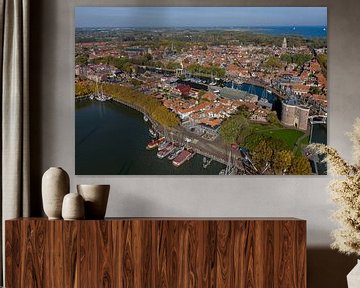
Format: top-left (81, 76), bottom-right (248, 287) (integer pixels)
top-left (6, 218), bottom-right (306, 288)
top-left (216, 220), bottom-right (234, 288)
top-left (80, 220), bottom-right (115, 287)
top-left (47, 220), bottom-right (64, 288)
top-left (63, 221), bottom-right (80, 288)
top-left (21, 219), bottom-right (47, 288)
top-left (5, 221), bottom-right (21, 288)
top-left (296, 221), bottom-right (307, 287)
top-left (263, 221), bottom-right (275, 288)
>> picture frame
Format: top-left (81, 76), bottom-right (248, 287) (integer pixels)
top-left (75, 7), bottom-right (327, 175)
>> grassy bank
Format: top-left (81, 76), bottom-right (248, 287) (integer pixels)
top-left (75, 81), bottom-right (180, 128)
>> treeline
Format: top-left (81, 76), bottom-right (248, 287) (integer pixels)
top-left (75, 29), bottom-right (326, 50)
top-left (75, 81), bottom-right (180, 128)
top-left (219, 112), bottom-right (251, 144)
top-left (316, 53), bottom-right (327, 76)
top-left (219, 113), bottom-right (311, 175)
top-left (262, 53), bottom-right (313, 69)
top-left (280, 53), bottom-right (312, 66)
top-left (187, 63), bottom-right (225, 78)
top-left (75, 54), bottom-right (89, 65)
top-left (245, 134), bottom-right (311, 175)
top-left (89, 54), bottom-right (162, 72)
top-left (75, 80), bottom-right (96, 97)
top-left (263, 56), bottom-right (283, 69)
top-left (83, 55), bottom-right (181, 72)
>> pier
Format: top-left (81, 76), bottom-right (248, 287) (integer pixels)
top-left (78, 93), bottom-right (244, 174)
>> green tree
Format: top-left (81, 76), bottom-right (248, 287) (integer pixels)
top-left (252, 138), bottom-right (274, 168)
top-left (165, 62), bottom-right (181, 70)
top-left (309, 86), bottom-right (321, 95)
top-left (75, 54), bottom-right (89, 65)
top-left (316, 53), bottom-right (327, 75)
top-left (264, 56), bottom-right (282, 69)
top-left (130, 78), bottom-right (143, 87)
top-left (219, 114), bottom-right (249, 144)
top-left (272, 150), bottom-right (293, 174)
top-left (280, 53), bottom-right (312, 66)
top-left (76, 81), bottom-right (180, 128)
top-left (288, 155), bottom-right (312, 175)
top-left (188, 64), bottom-right (225, 78)
top-left (266, 111), bottom-right (281, 125)
top-left (75, 80), bottom-right (95, 97)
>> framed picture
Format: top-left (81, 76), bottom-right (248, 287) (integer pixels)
top-left (75, 7), bottom-right (327, 175)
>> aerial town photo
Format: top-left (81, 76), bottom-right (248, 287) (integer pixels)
top-left (75, 7), bottom-right (327, 175)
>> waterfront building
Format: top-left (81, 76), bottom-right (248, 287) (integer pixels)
top-left (175, 68), bottom-right (184, 76)
top-left (281, 100), bottom-right (310, 131)
top-left (291, 84), bottom-right (310, 96)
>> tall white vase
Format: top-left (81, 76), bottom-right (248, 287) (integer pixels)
top-left (42, 167), bottom-right (70, 219)
top-left (347, 260), bottom-right (360, 288)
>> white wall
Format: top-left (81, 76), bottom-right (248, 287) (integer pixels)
top-left (31, 0), bottom-right (360, 249)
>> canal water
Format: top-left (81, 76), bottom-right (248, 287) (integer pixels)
top-left (224, 82), bottom-right (277, 103)
top-left (75, 99), bottom-right (226, 175)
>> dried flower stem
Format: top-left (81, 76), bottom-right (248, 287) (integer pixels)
top-left (307, 118), bottom-right (360, 256)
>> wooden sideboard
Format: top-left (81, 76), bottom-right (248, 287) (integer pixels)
top-left (5, 218), bottom-right (306, 288)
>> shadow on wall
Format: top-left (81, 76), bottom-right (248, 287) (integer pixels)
top-left (29, 0), bottom-right (45, 216)
top-left (308, 248), bottom-right (357, 288)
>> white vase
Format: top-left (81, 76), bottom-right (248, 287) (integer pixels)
top-left (42, 167), bottom-right (70, 219)
top-left (77, 184), bottom-right (110, 219)
top-left (62, 192), bottom-right (85, 220)
top-left (347, 260), bottom-right (360, 288)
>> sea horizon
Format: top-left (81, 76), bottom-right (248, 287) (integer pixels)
top-left (76, 25), bottom-right (327, 29)
top-left (76, 25), bottom-right (327, 38)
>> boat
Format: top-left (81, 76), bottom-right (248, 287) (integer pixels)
top-left (266, 89), bottom-right (272, 94)
top-left (94, 82), bottom-right (112, 102)
top-left (143, 115), bottom-right (149, 122)
top-left (158, 140), bottom-right (170, 151)
top-left (157, 143), bottom-right (176, 159)
top-left (168, 146), bottom-right (184, 160)
top-left (149, 128), bottom-right (157, 138)
top-left (172, 149), bottom-right (194, 167)
top-left (203, 157), bottom-right (213, 169)
top-left (95, 95), bottom-right (111, 102)
top-left (146, 137), bottom-right (165, 150)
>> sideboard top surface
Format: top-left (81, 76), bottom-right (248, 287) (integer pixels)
top-left (6, 217), bottom-right (305, 222)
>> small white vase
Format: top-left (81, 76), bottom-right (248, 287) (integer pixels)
top-left (62, 192), bottom-right (85, 220)
top-left (42, 167), bottom-right (70, 219)
top-left (77, 184), bottom-right (110, 219)
top-left (347, 259), bottom-right (360, 288)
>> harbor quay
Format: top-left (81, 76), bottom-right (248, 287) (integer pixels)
top-left (143, 110), bottom-right (244, 172)
top-left (77, 95), bottom-right (243, 173)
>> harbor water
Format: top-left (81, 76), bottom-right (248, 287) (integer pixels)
top-left (75, 99), bottom-right (226, 175)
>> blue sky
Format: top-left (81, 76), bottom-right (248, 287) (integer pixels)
top-left (75, 7), bottom-right (327, 28)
